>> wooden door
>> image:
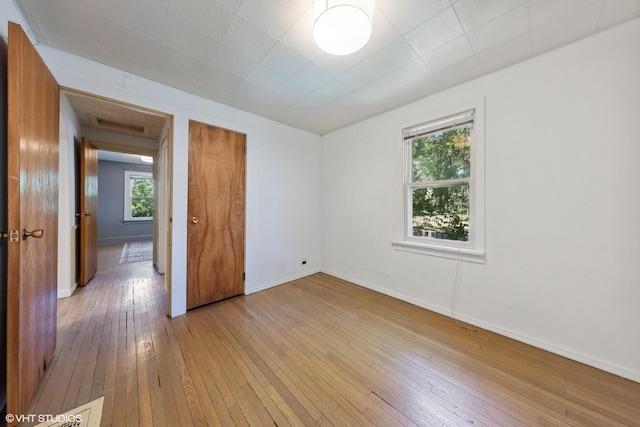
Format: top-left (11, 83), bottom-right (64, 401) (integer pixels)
top-left (79, 137), bottom-right (98, 285)
top-left (7, 22), bottom-right (59, 420)
top-left (187, 121), bottom-right (245, 309)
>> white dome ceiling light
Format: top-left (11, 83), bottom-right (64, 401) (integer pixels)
top-left (313, 0), bottom-right (374, 56)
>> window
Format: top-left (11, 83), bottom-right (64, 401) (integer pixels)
top-left (124, 170), bottom-right (154, 221)
top-left (393, 103), bottom-right (485, 263)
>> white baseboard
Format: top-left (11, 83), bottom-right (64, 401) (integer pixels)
top-left (58, 282), bottom-right (78, 299)
top-left (246, 269), bottom-right (321, 295)
top-left (321, 269), bottom-right (640, 384)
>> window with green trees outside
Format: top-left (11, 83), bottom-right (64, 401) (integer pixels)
top-left (404, 110), bottom-right (474, 243)
top-left (124, 170), bottom-right (154, 221)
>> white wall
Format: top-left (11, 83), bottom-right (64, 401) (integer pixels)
top-left (322, 18), bottom-right (640, 382)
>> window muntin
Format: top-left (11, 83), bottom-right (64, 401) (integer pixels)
top-left (405, 110), bottom-right (474, 244)
top-left (124, 170), bottom-right (154, 221)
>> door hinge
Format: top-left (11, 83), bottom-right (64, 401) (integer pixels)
top-left (243, 272), bottom-right (245, 281)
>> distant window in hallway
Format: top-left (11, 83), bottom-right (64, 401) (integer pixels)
top-left (124, 170), bottom-right (153, 221)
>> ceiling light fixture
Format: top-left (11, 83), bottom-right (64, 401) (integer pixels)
top-left (313, 0), bottom-right (374, 56)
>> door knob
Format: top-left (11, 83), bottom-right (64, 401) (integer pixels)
top-left (191, 217), bottom-right (199, 224)
top-left (86, 212), bottom-right (94, 217)
top-left (23, 228), bottom-right (44, 240)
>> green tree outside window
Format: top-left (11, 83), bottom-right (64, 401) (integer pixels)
top-left (131, 177), bottom-right (154, 218)
top-left (125, 170), bottom-right (154, 220)
top-left (409, 124), bottom-right (472, 241)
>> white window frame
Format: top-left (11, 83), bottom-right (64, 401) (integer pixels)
top-left (124, 170), bottom-right (154, 221)
top-left (392, 99), bottom-right (486, 263)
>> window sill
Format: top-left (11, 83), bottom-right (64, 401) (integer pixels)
top-left (123, 219), bottom-right (153, 224)
top-left (392, 240), bottom-right (486, 264)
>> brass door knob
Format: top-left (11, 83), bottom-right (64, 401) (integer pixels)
top-left (191, 217), bottom-right (199, 224)
top-left (23, 228), bottom-right (44, 240)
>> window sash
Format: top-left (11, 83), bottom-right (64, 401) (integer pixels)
top-left (407, 182), bottom-right (471, 243)
top-left (407, 177), bottom-right (470, 188)
top-left (403, 110), bottom-right (475, 245)
top-left (403, 109), bottom-right (474, 141)
top-left (124, 170), bottom-right (153, 221)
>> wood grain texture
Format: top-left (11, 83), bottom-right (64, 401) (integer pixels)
top-left (80, 137), bottom-right (98, 285)
top-left (187, 120), bottom-right (245, 309)
top-left (6, 21), bottom-right (59, 422)
top-left (23, 251), bottom-right (640, 426)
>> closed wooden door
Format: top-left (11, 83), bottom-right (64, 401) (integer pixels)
top-left (7, 22), bottom-right (59, 421)
top-left (187, 121), bottom-right (245, 309)
top-left (79, 137), bottom-right (98, 285)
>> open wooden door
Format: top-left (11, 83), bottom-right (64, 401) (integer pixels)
top-left (187, 121), bottom-right (245, 309)
top-left (79, 137), bottom-right (98, 285)
top-left (6, 22), bottom-right (59, 421)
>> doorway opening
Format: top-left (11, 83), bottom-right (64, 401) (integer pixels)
top-left (59, 88), bottom-right (173, 314)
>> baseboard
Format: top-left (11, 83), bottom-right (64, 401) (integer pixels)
top-left (246, 269), bottom-right (322, 295)
top-left (57, 282), bottom-right (78, 299)
top-left (321, 269), bottom-right (640, 384)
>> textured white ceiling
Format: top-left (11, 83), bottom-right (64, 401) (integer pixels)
top-left (16, 0), bottom-right (640, 135)
top-left (66, 92), bottom-right (167, 140)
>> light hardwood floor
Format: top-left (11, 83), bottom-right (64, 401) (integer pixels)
top-left (24, 243), bottom-right (640, 426)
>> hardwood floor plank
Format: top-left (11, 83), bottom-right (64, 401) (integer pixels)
top-left (148, 333), bottom-right (179, 427)
top-left (134, 298), bottom-right (153, 427)
top-left (252, 329), bottom-right (341, 417)
top-left (206, 326), bottom-right (292, 426)
top-left (94, 280), bottom-right (123, 426)
top-left (266, 285), bottom-right (500, 426)
top-left (273, 368), bottom-right (324, 422)
top-left (239, 384), bottom-right (278, 426)
top-left (148, 387), bottom-right (167, 427)
top-left (89, 284), bottom-right (116, 402)
top-left (21, 247), bottom-right (640, 426)
top-left (165, 317), bottom-right (206, 426)
top-left (171, 316), bottom-right (224, 426)
top-left (183, 316), bottom-right (238, 425)
top-left (110, 309), bottom-right (127, 427)
top-left (365, 390), bottom-right (418, 427)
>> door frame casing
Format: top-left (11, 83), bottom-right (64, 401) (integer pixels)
top-left (59, 87), bottom-right (174, 314)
